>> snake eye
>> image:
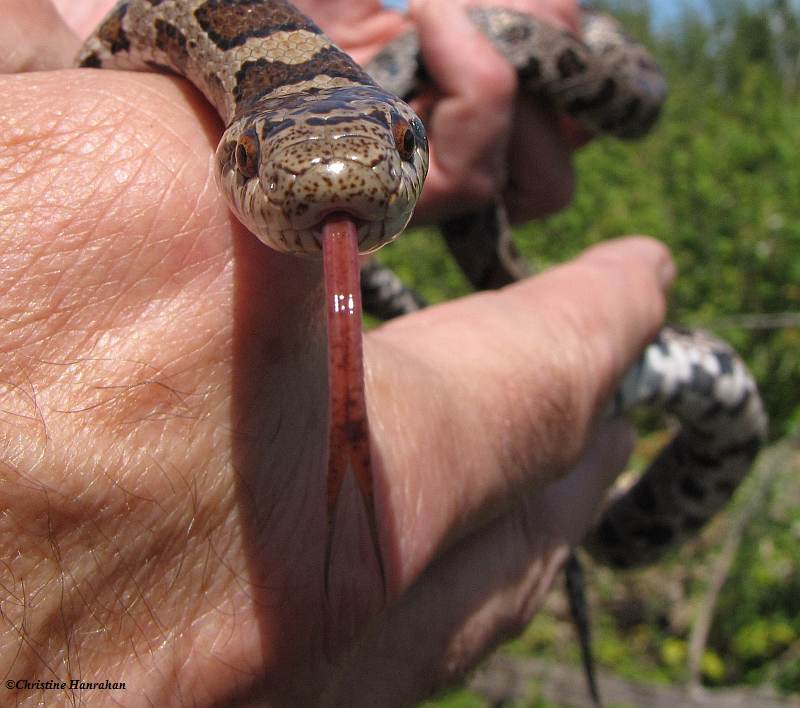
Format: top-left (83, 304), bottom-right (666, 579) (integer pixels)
top-left (235, 129), bottom-right (259, 179)
top-left (392, 116), bottom-right (417, 162)
top-left (410, 117), bottom-right (428, 152)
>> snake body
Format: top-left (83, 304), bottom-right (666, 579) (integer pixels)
top-left (361, 7), bottom-right (768, 571)
top-left (363, 10), bottom-right (767, 701)
top-left (78, 0), bottom-right (431, 597)
top-left (369, 6), bottom-right (666, 139)
top-left (79, 2), bottom-right (767, 699)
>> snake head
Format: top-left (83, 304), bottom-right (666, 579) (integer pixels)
top-left (215, 85), bottom-right (428, 255)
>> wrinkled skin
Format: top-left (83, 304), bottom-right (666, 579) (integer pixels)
top-left (0, 1), bottom-right (673, 705)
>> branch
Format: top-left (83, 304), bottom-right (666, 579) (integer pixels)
top-left (708, 312), bottom-right (800, 330)
top-left (686, 433), bottom-right (800, 688)
top-left (467, 653), bottom-right (800, 708)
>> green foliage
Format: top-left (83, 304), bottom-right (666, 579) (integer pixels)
top-left (419, 690), bottom-right (486, 708)
top-left (522, 62), bottom-right (800, 433)
top-left (383, 2), bottom-right (800, 433)
top-left (701, 649), bottom-right (727, 683)
top-left (710, 468), bottom-right (800, 687)
top-left (390, 71), bottom-right (800, 432)
top-left (414, 1), bottom-right (800, 705)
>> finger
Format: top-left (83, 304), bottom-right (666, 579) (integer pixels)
top-left (292, 0), bottom-right (413, 63)
top-left (535, 417), bottom-right (636, 545)
top-left (0, 69), bottom-right (322, 356)
top-left (407, 1), bottom-right (595, 223)
top-left (329, 421), bottom-right (634, 704)
top-left (480, 0), bottom-right (580, 31)
top-left (500, 0), bottom-right (587, 219)
top-left (0, 0), bottom-right (80, 72)
top-left (50, 0), bottom-right (117, 38)
top-left (504, 97), bottom-right (576, 219)
top-left (367, 236), bottom-right (674, 589)
top-left (409, 0), bottom-right (517, 216)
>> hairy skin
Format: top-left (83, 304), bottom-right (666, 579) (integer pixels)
top-left (0, 1), bottom-right (674, 706)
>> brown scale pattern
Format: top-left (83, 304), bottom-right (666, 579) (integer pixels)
top-left (79, 52), bottom-right (102, 68)
top-left (154, 19), bottom-right (190, 72)
top-left (194, 0), bottom-right (321, 50)
top-left (556, 48), bottom-right (587, 79)
top-left (97, 2), bottom-right (131, 54)
top-left (232, 47), bottom-right (375, 114)
top-left (261, 117), bottom-right (296, 139)
top-left (203, 70), bottom-right (229, 115)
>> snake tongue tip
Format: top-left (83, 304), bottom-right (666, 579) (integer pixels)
top-left (321, 210), bottom-right (363, 231)
top-left (321, 212), bottom-right (364, 260)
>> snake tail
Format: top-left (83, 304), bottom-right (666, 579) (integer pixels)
top-left (322, 216), bottom-right (386, 597)
top-left (565, 552), bottom-right (602, 707)
top-left (361, 257), bottom-right (429, 321)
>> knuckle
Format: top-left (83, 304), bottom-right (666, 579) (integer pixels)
top-left (490, 327), bottom-right (595, 480)
top-left (467, 54), bottom-right (517, 103)
top-left (509, 161), bottom-right (575, 219)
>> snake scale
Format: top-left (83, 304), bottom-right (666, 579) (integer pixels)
top-left (78, 0), bottom-right (768, 702)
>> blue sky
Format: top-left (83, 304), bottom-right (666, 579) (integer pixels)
top-left (649, 0), bottom-right (800, 26)
top-left (650, 0), bottom-right (686, 25)
top-left (649, 0), bottom-right (711, 26)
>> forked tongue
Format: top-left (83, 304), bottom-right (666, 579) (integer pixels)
top-left (321, 215), bottom-right (386, 607)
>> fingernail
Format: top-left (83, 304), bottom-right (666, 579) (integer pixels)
top-left (580, 237), bottom-right (676, 293)
top-left (659, 257), bottom-right (676, 291)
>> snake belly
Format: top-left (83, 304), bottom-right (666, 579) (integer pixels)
top-left (364, 8), bottom-right (768, 569)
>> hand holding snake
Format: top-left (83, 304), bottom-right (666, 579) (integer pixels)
top-left (49, 0), bottom-right (583, 221)
top-left (0, 1), bottom-right (708, 705)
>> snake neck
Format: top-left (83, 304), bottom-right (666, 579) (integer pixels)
top-left (76, 0), bottom-right (378, 127)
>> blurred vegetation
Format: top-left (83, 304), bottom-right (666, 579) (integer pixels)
top-left (383, 0), bottom-right (800, 704)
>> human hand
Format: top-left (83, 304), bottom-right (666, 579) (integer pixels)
top-left (296, 0), bottom-right (584, 225)
top-left (51, 0), bottom-right (584, 226)
top-left (0, 2), bottom-right (674, 705)
top-left (399, 0), bottom-right (584, 224)
top-left (0, 0), bottom-right (79, 71)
